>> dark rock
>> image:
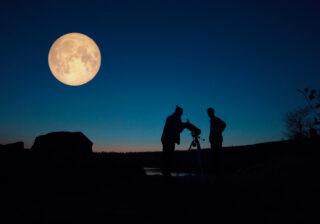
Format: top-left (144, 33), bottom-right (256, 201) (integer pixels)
top-left (0, 141), bottom-right (24, 152)
top-left (31, 132), bottom-right (92, 158)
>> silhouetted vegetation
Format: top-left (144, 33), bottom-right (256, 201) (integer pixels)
top-left (284, 107), bottom-right (314, 139)
top-left (298, 88), bottom-right (320, 129)
top-left (284, 88), bottom-right (320, 139)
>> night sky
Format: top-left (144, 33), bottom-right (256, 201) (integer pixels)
top-left (1, 0), bottom-right (319, 152)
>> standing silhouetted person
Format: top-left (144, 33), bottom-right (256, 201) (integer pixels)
top-left (207, 108), bottom-right (226, 183)
top-left (161, 106), bottom-right (186, 179)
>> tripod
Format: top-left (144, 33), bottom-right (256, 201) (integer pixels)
top-left (188, 132), bottom-right (205, 176)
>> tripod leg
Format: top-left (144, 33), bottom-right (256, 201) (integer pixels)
top-left (196, 140), bottom-right (204, 176)
top-left (188, 140), bottom-right (194, 151)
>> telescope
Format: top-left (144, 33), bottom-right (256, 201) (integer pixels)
top-left (185, 121), bottom-right (201, 137)
top-left (185, 122), bottom-right (203, 146)
top-left (185, 121), bottom-right (204, 175)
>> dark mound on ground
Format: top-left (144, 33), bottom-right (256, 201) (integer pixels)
top-left (1, 132), bottom-right (145, 193)
top-left (0, 141), bottom-right (24, 152)
top-left (31, 131), bottom-right (92, 158)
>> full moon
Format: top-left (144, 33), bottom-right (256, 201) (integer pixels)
top-left (48, 33), bottom-right (101, 86)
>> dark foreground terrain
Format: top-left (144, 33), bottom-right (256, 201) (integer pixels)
top-left (1, 139), bottom-right (319, 223)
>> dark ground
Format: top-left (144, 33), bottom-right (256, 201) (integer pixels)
top-left (0, 139), bottom-right (319, 224)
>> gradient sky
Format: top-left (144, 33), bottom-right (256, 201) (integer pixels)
top-left (0, 0), bottom-right (319, 152)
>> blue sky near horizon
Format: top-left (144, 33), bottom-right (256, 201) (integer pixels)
top-left (0, 0), bottom-right (319, 151)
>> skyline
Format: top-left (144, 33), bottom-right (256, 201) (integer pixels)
top-left (1, 0), bottom-right (319, 152)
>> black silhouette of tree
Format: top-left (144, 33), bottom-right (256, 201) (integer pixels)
top-left (284, 88), bottom-right (320, 140)
top-left (284, 107), bottom-right (314, 139)
top-left (297, 88), bottom-right (320, 125)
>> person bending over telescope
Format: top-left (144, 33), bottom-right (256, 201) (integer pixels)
top-left (161, 106), bottom-right (186, 179)
top-left (161, 106), bottom-right (201, 179)
top-left (207, 107), bottom-right (226, 183)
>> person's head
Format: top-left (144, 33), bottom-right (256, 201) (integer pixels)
top-left (174, 105), bottom-right (183, 117)
top-left (207, 107), bottom-right (215, 118)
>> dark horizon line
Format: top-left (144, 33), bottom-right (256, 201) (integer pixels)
top-left (84, 139), bottom-right (292, 153)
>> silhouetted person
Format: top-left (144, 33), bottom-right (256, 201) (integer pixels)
top-left (207, 108), bottom-right (226, 183)
top-left (161, 106), bottom-right (186, 179)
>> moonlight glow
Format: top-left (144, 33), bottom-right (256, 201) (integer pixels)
top-left (48, 33), bottom-right (101, 86)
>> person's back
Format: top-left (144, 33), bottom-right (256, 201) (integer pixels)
top-left (207, 107), bottom-right (226, 183)
top-left (209, 116), bottom-right (226, 145)
top-left (161, 113), bottom-right (184, 145)
top-left (161, 106), bottom-right (186, 179)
